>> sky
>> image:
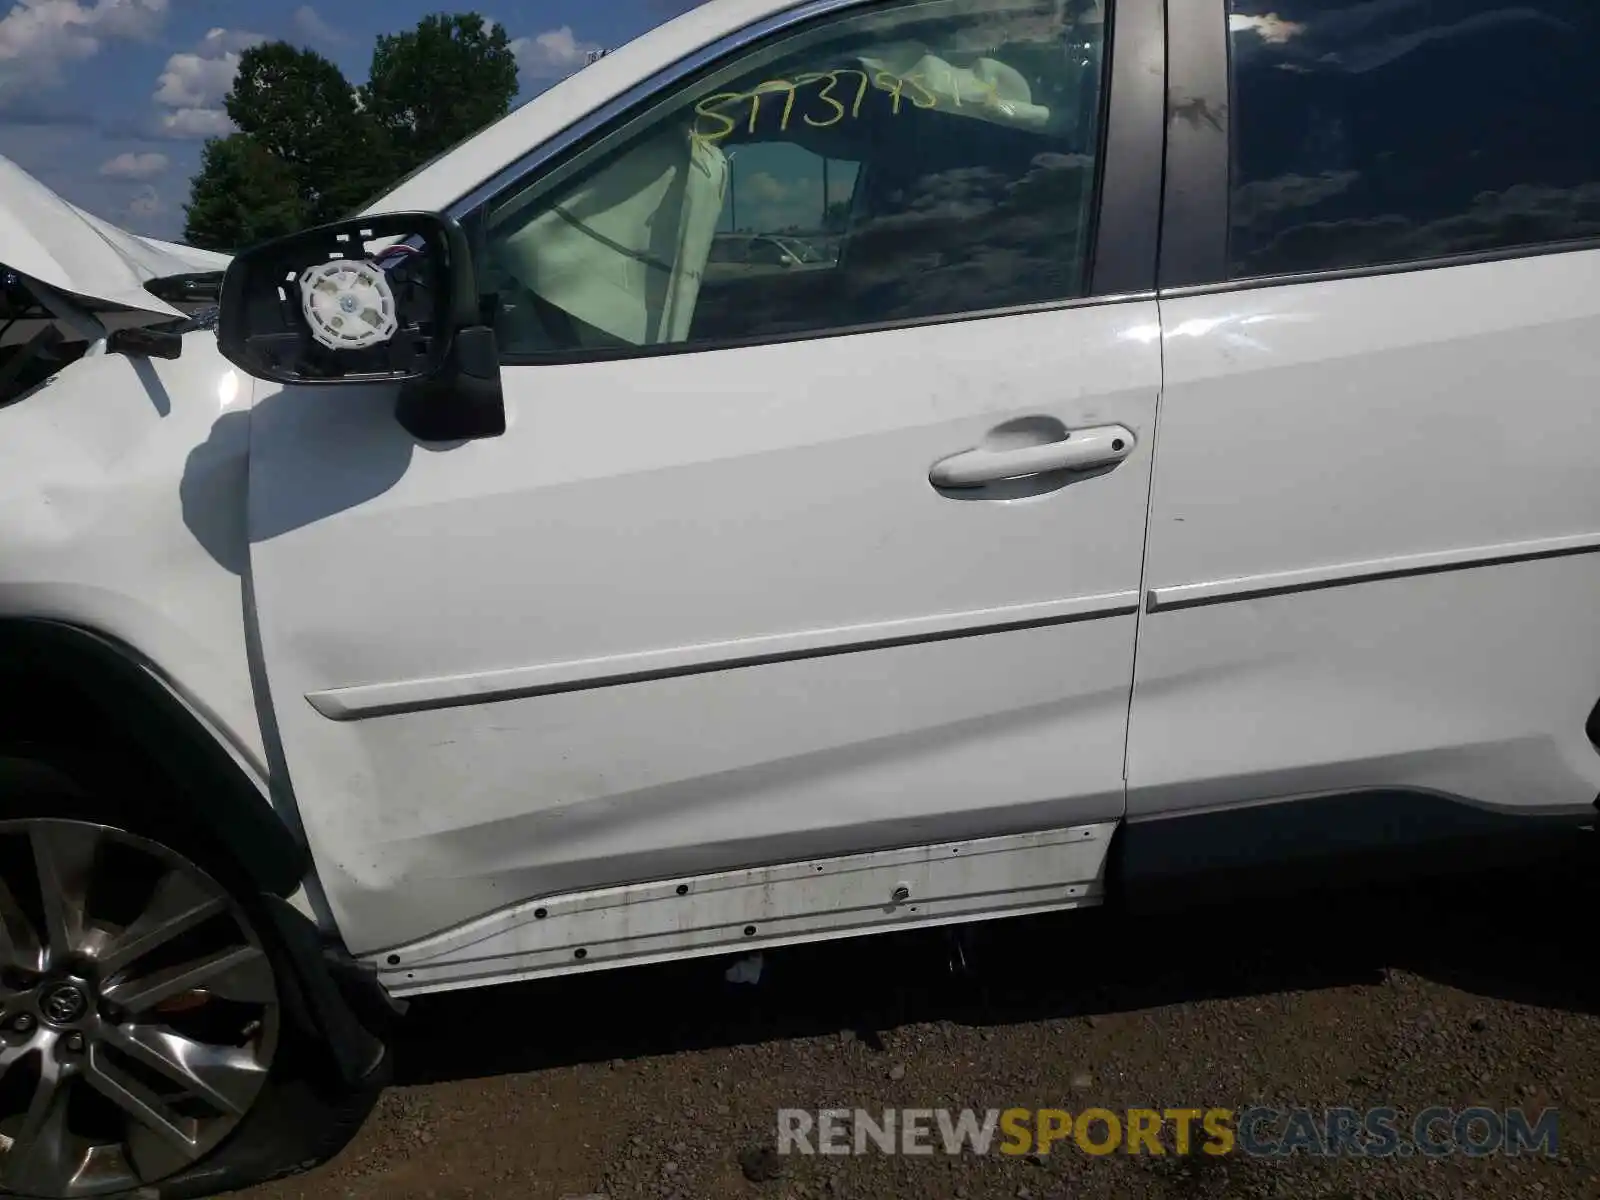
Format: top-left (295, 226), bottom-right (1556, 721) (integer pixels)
top-left (0, 0), bottom-right (705, 241)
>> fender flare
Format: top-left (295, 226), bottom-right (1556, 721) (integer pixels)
top-left (0, 619), bottom-right (308, 895)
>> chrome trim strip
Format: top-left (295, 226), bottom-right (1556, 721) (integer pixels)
top-left (307, 591), bottom-right (1142, 720)
top-left (1145, 531), bottom-right (1600, 613)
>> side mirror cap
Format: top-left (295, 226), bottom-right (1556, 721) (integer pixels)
top-left (216, 212), bottom-right (478, 387)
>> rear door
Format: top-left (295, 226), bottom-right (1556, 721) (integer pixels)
top-left (245, 0), bottom-right (1168, 957)
top-left (1130, 0), bottom-right (1600, 830)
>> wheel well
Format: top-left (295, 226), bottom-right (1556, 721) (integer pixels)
top-left (0, 619), bottom-right (308, 895)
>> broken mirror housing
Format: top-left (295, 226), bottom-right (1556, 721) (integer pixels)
top-left (217, 211), bottom-right (477, 387)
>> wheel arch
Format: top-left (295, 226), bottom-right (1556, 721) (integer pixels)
top-left (0, 618), bottom-right (308, 897)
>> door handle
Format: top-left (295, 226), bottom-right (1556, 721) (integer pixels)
top-left (929, 424), bottom-right (1136, 488)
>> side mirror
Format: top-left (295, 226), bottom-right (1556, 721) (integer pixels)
top-left (217, 211), bottom-right (505, 440)
top-left (217, 212), bottom-right (475, 387)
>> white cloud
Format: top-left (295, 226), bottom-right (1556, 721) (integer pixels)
top-left (99, 150), bottom-right (169, 178)
top-left (151, 26), bottom-right (265, 140)
top-left (1228, 12), bottom-right (1305, 44)
top-left (292, 5), bottom-right (349, 46)
top-left (196, 25), bottom-right (264, 56)
top-left (0, 0), bottom-right (169, 99)
top-left (154, 50), bottom-right (238, 109)
top-left (736, 169), bottom-right (839, 233)
top-left (157, 106), bottom-right (233, 138)
top-left (744, 171), bottom-right (793, 204)
top-left (509, 25), bottom-right (602, 82)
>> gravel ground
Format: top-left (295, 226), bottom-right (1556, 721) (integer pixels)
top-left (244, 836), bottom-right (1599, 1200)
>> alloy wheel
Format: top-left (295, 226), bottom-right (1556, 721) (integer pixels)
top-left (0, 820), bottom-right (279, 1197)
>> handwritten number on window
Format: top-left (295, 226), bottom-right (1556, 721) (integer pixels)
top-left (692, 68), bottom-right (938, 151)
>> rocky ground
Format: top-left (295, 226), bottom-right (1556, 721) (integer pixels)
top-left (244, 835), bottom-right (1599, 1200)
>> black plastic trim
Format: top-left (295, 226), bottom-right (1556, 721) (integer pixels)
top-left (1088, 0), bottom-right (1168, 297)
top-left (491, 290), bottom-right (1155, 367)
top-left (260, 897), bottom-right (389, 1086)
top-left (107, 325), bottom-right (184, 361)
top-left (0, 620), bottom-right (308, 895)
top-left (1162, 235), bottom-right (1600, 297)
top-left (1111, 788), bottom-right (1595, 910)
top-left (1157, 0), bottom-right (1230, 289)
top-left (394, 324), bottom-right (508, 441)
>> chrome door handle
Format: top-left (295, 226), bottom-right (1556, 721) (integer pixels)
top-left (929, 424), bottom-right (1136, 488)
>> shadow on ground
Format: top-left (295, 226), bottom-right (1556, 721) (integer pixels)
top-left (388, 833), bottom-right (1599, 1087)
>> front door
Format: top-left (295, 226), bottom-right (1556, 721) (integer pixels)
top-left (245, 0), bottom-right (1166, 957)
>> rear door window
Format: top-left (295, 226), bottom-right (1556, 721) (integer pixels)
top-left (1228, 0), bottom-right (1600, 278)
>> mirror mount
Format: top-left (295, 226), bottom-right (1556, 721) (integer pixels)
top-left (395, 325), bottom-right (506, 442)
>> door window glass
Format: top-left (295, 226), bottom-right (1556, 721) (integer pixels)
top-left (1228, 1), bottom-right (1600, 278)
top-left (477, 0), bottom-right (1108, 356)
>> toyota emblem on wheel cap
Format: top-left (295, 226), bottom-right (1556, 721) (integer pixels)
top-left (40, 983), bottom-right (88, 1025)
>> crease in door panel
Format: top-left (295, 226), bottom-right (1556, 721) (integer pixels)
top-left (1121, 302), bottom-right (1167, 787)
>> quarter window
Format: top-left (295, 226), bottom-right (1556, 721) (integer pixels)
top-left (476, 0), bottom-right (1108, 357)
top-left (1228, 1), bottom-right (1600, 278)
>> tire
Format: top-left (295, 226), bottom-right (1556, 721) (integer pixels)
top-left (0, 757), bottom-right (384, 1199)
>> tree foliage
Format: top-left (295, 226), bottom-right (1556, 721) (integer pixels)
top-left (361, 13), bottom-right (519, 178)
top-left (225, 43), bottom-right (377, 222)
top-left (183, 135), bottom-right (306, 251)
top-left (184, 13), bottom-right (522, 251)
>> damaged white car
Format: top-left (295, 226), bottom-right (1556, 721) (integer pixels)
top-left (0, 155), bottom-right (227, 408)
top-left (3, 0), bottom-right (1599, 1195)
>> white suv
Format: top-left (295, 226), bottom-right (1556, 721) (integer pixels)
top-left (2, 0), bottom-right (1598, 1194)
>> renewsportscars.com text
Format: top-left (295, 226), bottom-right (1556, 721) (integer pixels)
top-left (777, 1106), bottom-right (1559, 1159)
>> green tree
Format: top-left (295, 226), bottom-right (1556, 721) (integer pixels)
top-left (226, 42), bottom-right (380, 223)
top-left (361, 13), bottom-right (519, 178)
top-left (183, 134), bottom-right (306, 251)
top-left (184, 42), bottom-right (379, 249)
top-left (184, 17), bottom-right (524, 250)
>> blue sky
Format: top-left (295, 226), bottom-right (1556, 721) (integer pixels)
top-left (0, 0), bottom-right (702, 240)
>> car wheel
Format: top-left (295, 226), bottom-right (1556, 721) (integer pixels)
top-left (0, 764), bottom-right (382, 1199)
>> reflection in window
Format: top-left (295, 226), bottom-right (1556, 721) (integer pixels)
top-left (478, 0), bottom-right (1107, 356)
top-left (1228, 0), bottom-right (1600, 277)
